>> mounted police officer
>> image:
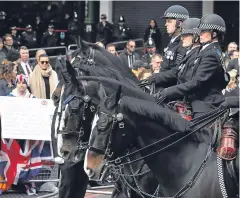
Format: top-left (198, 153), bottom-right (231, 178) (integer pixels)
top-left (160, 5), bottom-right (189, 72)
top-left (155, 14), bottom-right (229, 118)
top-left (148, 18), bottom-right (201, 120)
top-left (141, 38), bottom-right (157, 67)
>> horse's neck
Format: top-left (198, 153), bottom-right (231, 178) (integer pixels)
top-left (137, 122), bottom-right (211, 196)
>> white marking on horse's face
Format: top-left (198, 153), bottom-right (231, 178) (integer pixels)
top-left (84, 114), bottom-right (99, 176)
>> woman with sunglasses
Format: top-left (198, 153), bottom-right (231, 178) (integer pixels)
top-left (29, 54), bottom-right (58, 99)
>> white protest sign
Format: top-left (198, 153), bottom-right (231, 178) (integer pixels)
top-left (0, 97), bottom-right (55, 141)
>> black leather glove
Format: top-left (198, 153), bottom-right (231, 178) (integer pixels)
top-left (154, 89), bottom-right (166, 104)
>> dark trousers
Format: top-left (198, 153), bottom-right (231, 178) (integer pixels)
top-left (59, 160), bottom-right (89, 198)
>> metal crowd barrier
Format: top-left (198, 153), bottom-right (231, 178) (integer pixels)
top-left (0, 159), bottom-right (60, 198)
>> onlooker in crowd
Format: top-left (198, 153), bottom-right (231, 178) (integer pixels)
top-left (141, 38), bottom-right (157, 66)
top-left (0, 61), bottom-right (17, 96)
top-left (10, 26), bottom-right (21, 50)
top-left (132, 60), bottom-right (149, 78)
top-left (119, 40), bottom-right (139, 68)
top-left (29, 54), bottom-right (58, 99)
top-left (18, 46), bottom-right (33, 77)
top-left (7, 73), bottom-right (37, 195)
top-left (1, 34), bottom-right (20, 62)
top-left (224, 42), bottom-right (238, 66)
top-left (0, 37), bottom-right (6, 62)
top-left (21, 25), bottom-right (38, 49)
top-left (138, 69), bottom-right (152, 80)
top-left (143, 19), bottom-right (162, 52)
top-left (229, 50), bottom-right (239, 60)
top-left (41, 24), bottom-right (58, 55)
top-left (96, 14), bottom-right (113, 45)
top-left (66, 50), bottom-right (74, 62)
top-left (9, 74), bottom-right (35, 98)
top-left (227, 57), bottom-right (240, 75)
top-left (223, 69), bottom-right (238, 95)
top-left (35, 49), bottom-right (47, 66)
top-left (95, 41), bottom-right (105, 48)
top-left (113, 15), bottom-right (132, 42)
top-left (106, 43), bottom-right (118, 56)
top-left (33, 15), bottom-right (45, 45)
top-left (151, 53), bottom-right (162, 73)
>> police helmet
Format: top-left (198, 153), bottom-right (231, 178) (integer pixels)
top-left (26, 24), bottom-right (32, 29)
top-left (118, 15), bottom-right (125, 23)
top-left (198, 14), bottom-right (226, 34)
top-left (181, 18), bottom-right (200, 35)
top-left (145, 38), bottom-right (156, 48)
top-left (163, 5), bottom-right (189, 21)
top-left (48, 24), bottom-right (54, 29)
top-left (10, 26), bottom-right (17, 30)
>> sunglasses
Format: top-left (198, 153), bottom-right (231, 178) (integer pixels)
top-left (129, 45), bottom-right (136, 48)
top-left (40, 61), bottom-right (49, 64)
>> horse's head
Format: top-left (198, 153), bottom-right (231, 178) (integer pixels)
top-left (85, 84), bottom-right (137, 181)
top-left (60, 80), bottom-right (99, 142)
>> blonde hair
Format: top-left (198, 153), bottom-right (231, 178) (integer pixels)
top-left (35, 49), bottom-right (47, 63)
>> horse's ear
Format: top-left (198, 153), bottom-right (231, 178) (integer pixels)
top-left (97, 82), bottom-right (107, 100)
top-left (75, 36), bottom-right (89, 51)
top-left (106, 86), bottom-right (122, 109)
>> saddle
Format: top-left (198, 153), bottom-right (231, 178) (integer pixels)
top-left (167, 101), bottom-right (193, 121)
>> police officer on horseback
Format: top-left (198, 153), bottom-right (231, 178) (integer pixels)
top-left (154, 14), bottom-right (229, 118)
top-left (160, 5), bottom-right (189, 72)
top-left (148, 17), bottom-right (201, 120)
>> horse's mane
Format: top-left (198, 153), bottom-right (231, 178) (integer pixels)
top-left (74, 40), bottom-right (139, 85)
top-left (77, 76), bottom-right (155, 102)
top-left (77, 65), bottom-right (138, 87)
top-left (121, 96), bottom-right (189, 133)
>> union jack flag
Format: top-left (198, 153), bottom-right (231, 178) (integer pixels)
top-left (0, 139), bottom-right (51, 191)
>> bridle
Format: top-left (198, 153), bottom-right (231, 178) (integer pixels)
top-left (71, 46), bottom-right (96, 68)
top-left (89, 102), bottom-right (229, 198)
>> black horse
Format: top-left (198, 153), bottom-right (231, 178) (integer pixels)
top-left (52, 38), bottom-right (159, 198)
top-left (85, 84), bottom-right (239, 198)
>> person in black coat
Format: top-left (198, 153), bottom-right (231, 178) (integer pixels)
top-left (112, 16), bottom-right (132, 43)
top-left (227, 58), bottom-right (239, 75)
top-left (144, 19), bottom-right (162, 53)
top-left (20, 25), bottom-right (38, 49)
top-left (154, 14), bottom-right (230, 118)
top-left (96, 14), bottom-right (113, 45)
top-left (160, 5), bottom-right (189, 72)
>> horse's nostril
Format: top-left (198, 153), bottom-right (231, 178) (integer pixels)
top-left (87, 168), bottom-right (95, 177)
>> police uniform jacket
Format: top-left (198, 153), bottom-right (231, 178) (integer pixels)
top-left (96, 21), bottom-right (113, 44)
top-left (141, 53), bottom-right (153, 66)
top-left (113, 24), bottom-right (132, 42)
top-left (160, 42), bottom-right (229, 114)
top-left (161, 35), bottom-right (186, 72)
top-left (21, 31), bottom-right (38, 49)
top-left (152, 45), bottom-right (200, 88)
top-left (41, 31), bottom-right (58, 47)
